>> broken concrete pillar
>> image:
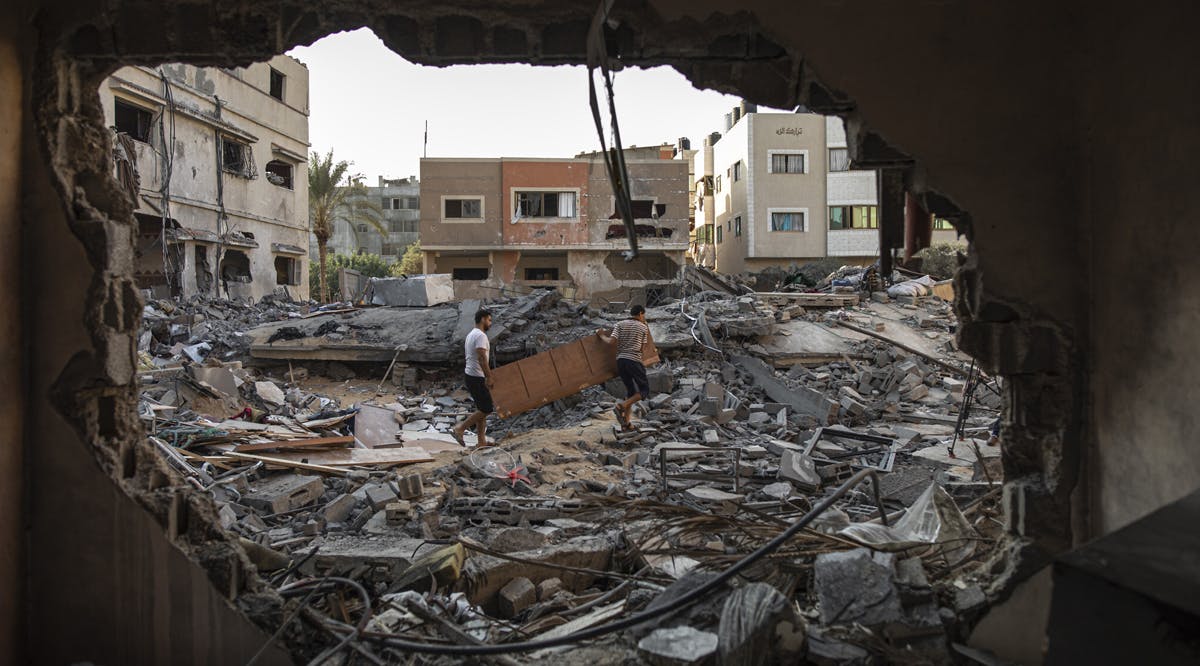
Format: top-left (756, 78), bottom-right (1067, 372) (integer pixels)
top-left (498, 577), bottom-right (536, 619)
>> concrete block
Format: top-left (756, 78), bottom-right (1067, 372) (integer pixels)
top-left (637, 626), bottom-right (719, 666)
top-left (647, 367), bottom-right (674, 394)
top-left (323, 493), bottom-right (357, 523)
top-left (905, 384), bottom-right (930, 401)
top-left (761, 481), bottom-right (793, 500)
top-left (385, 501), bottom-right (411, 525)
top-left (703, 429), bottom-right (720, 444)
top-left (242, 474), bottom-right (324, 514)
top-left (498, 577), bottom-right (536, 619)
top-left (254, 380), bottom-right (286, 407)
top-left (489, 527), bottom-right (549, 553)
top-left (364, 483), bottom-right (399, 510)
top-left (365, 274), bottom-right (455, 307)
top-left (396, 473), bottom-right (424, 500)
top-left (839, 396), bottom-right (867, 417)
top-left (813, 548), bottom-right (903, 626)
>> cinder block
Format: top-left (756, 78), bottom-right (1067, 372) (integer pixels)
top-left (323, 493), bottom-right (357, 523)
top-left (364, 483), bottom-right (399, 510)
top-left (396, 473), bottom-right (424, 500)
top-left (498, 577), bottom-right (536, 618)
top-left (386, 501), bottom-right (411, 525)
top-left (243, 474), bottom-right (325, 514)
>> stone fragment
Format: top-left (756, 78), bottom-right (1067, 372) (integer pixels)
top-left (637, 626), bottom-right (719, 666)
top-left (537, 577), bottom-right (563, 600)
top-left (954, 583), bottom-right (987, 612)
top-left (703, 429), bottom-right (720, 444)
top-left (498, 577), bottom-right (536, 619)
top-left (748, 411), bottom-right (771, 425)
top-left (839, 396), bottom-right (866, 417)
top-left (647, 367), bottom-right (674, 394)
top-left (363, 483), bottom-right (398, 510)
top-left (684, 486), bottom-right (742, 503)
top-left (813, 548), bottom-right (903, 626)
top-left (396, 473), bottom-right (424, 500)
top-left (254, 380), bottom-right (286, 406)
top-left (323, 493), bottom-right (357, 523)
top-left (905, 384), bottom-right (930, 401)
top-left (489, 527), bottom-right (549, 553)
top-left (761, 481), bottom-right (793, 500)
top-left (718, 583), bottom-right (805, 666)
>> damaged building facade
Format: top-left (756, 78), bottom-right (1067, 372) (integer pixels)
top-left (313, 175), bottom-right (421, 263)
top-left (101, 57), bottom-right (311, 300)
top-left (419, 155), bottom-right (688, 302)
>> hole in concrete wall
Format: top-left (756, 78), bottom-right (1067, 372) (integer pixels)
top-left (604, 251), bottom-right (679, 280)
top-left (219, 249), bottom-right (252, 283)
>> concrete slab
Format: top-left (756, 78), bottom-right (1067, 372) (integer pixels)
top-left (758, 319), bottom-right (855, 366)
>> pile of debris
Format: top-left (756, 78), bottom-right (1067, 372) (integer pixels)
top-left (137, 278), bottom-right (1006, 664)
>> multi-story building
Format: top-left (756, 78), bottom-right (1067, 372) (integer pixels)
top-left (419, 154), bottom-right (688, 302)
top-left (316, 175), bottom-right (421, 263)
top-left (101, 56), bottom-right (311, 300)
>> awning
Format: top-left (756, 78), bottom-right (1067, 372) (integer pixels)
top-left (166, 227), bottom-right (220, 243)
top-left (271, 143), bottom-right (307, 163)
top-left (223, 232), bottom-right (259, 248)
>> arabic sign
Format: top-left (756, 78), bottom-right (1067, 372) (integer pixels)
top-left (776, 127), bottom-right (804, 136)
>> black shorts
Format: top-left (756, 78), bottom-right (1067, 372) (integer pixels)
top-left (464, 374), bottom-right (494, 413)
top-left (617, 358), bottom-right (650, 400)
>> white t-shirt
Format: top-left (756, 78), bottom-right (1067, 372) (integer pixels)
top-left (464, 328), bottom-right (490, 377)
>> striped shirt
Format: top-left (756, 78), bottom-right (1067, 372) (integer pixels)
top-left (611, 319), bottom-right (649, 362)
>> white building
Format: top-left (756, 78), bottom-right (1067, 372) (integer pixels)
top-left (101, 56), bottom-right (311, 300)
top-left (314, 176), bottom-right (421, 263)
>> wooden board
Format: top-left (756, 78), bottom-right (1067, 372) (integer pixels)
top-left (233, 435), bottom-right (354, 453)
top-left (492, 332), bottom-right (659, 418)
top-left (260, 447), bottom-right (433, 467)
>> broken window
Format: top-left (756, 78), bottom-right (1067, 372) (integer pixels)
top-left (933, 217), bottom-right (955, 230)
top-left (269, 67), bottom-right (285, 101)
top-left (515, 191), bottom-right (577, 218)
top-left (770, 152), bottom-right (806, 174)
top-left (770, 211), bottom-right (806, 231)
top-left (828, 148), bottom-right (850, 172)
top-left (274, 256), bottom-right (300, 285)
top-left (221, 137), bottom-right (256, 178)
top-left (114, 98), bottom-right (154, 143)
top-left (609, 200), bottom-right (665, 220)
top-left (264, 160), bottom-right (293, 189)
top-left (452, 267), bottom-right (488, 280)
top-left (444, 198), bottom-right (482, 219)
top-left (524, 267), bottom-right (559, 281)
top-left (219, 249), bottom-right (252, 283)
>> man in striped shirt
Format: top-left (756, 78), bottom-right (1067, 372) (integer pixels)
top-left (598, 305), bottom-right (651, 429)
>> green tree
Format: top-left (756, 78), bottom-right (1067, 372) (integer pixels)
top-left (915, 242), bottom-right (962, 280)
top-left (308, 149), bottom-right (386, 302)
top-left (391, 241), bottom-right (424, 276)
top-left (310, 252), bottom-right (393, 302)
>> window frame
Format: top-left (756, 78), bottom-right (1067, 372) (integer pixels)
top-left (734, 215), bottom-right (742, 237)
top-left (933, 217), bottom-right (955, 231)
top-left (766, 149), bottom-right (809, 174)
top-left (441, 195), bottom-right (486, 223)
top-left (767, 207), bottom-right (809, 233)
top-left (716, 225), bottom-right (724, 243)
top-left (220, 136), bottom-right (256, 178)
top-left (264, 159), bottom-right (294, 189)
top-left (510, 188), bottom-right (580, 222)
top-left (828, 147), bottom-right (850, 172)
top-left (274, 255), bottom-right (301, 286)
top-left (828, 204), bottom-right (878, 230)
top-left (731, 160), bottom-right (743, 182)
top-left (113, 97), bottom-right (155, 143)
top-left (269, 67), bottom-right (285, 101)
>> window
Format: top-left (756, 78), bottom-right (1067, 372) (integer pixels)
top-left (356, 223), bottom-right (368, 233)
top-left (734, 215), bottom-right (742, 237)
top-left (696, 224), bottom-right (714, 243)
top-left (770, 211), bottom-right (806, 231)
top-left (716, 225), bottom-right (723, 243)
top-left (715, 175), bottom-right (722, 192)
top-left (388, 198), bottom-right (400, 210)
top-left (274, 256), bottom-right (301, 285)
top-left (264, 160), bottom-right (293, 189)
top-left (444, 198), bottom-right (482, 219)
top-left (828, 148), bottom-right (850, 172)
top-left (524, 267), bottom-right (559, 281)
top-left (770, 152), bottom-right (806, 174)
top-left (221, 137), bottom-right (256, 178)
top-left (732, 161), bottom-right (743, 181)
top-left (389, 219), bottom-right (417, 233)
top-left (114, 98), bottom-right (154, 143)
top-left (933, 217), bottom-right (955, 230)
top-left (829, 205), bottom-right (878, 229)
top-left (452, 267), bottom-right (488, 280)
top-left (269, 67), bottom-right (285, 101)
top-left (515, 191), bottom-right (577, 218)
top-left (405, 197), bottom-right (419, 209)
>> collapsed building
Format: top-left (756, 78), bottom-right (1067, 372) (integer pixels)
top-left (419, 153), bottom-right (689, 303)
top-left (101, 56), bottom-right (312, 300)
top-left (5, 0), bottom-right (1200, 664)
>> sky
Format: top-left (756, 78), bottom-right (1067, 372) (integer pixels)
top-left (287, 28), bottom-right (780, 182)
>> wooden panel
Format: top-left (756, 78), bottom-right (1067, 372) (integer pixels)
top-left (262, 447), bottom-right (433, 467)
top-left (492, 332), bottom-right (659, 418)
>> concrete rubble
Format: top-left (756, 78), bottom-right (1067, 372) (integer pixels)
top-left (136, 274), bottom-right (1006, 664)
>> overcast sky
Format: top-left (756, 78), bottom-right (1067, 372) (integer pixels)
top-left (287, 28), bottom-right (781, 182)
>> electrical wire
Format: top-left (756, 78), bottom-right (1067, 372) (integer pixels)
top-left (306, 468), bottom-right (887, 656)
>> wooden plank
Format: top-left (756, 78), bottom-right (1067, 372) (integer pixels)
top-left (233, 435), bottom-right (354, 453)
top-left (492, 332), bottom-right (659, 418)
top-left (226, 451), bottom-right (349, 475)
top-left (262, 447), bottom-right (433, 467)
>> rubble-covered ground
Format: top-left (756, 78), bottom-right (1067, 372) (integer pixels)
top-left (138, 277), bottom-right (1005, 665)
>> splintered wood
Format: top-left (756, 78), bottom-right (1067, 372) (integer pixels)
top-left (491, 332), bottom-right (659, 418)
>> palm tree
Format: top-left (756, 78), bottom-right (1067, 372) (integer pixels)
top-left (308, 149), bottom-right (386, 302)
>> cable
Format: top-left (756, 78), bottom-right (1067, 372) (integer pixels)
top-left (311, 468), bottom-right (888, 656)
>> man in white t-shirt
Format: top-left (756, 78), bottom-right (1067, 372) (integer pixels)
top-left (453, 308), bottom-right (496, 447)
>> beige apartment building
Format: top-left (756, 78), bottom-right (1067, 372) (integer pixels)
top-left (419, 154), bottom-right (689, 302)
top-left (697, 106), bottom-right (961, 276)
top-left (101, 56), bottom-right (311, 300)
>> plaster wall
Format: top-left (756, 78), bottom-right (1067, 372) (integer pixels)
top-left (748, 112), bottom-right (828, 258)
top-left (502, 159), bottom-right (589, 246)
top-left (712, 114), bottom-right (749, 273)
top-left (419, 158), bottom-right (503, 249)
